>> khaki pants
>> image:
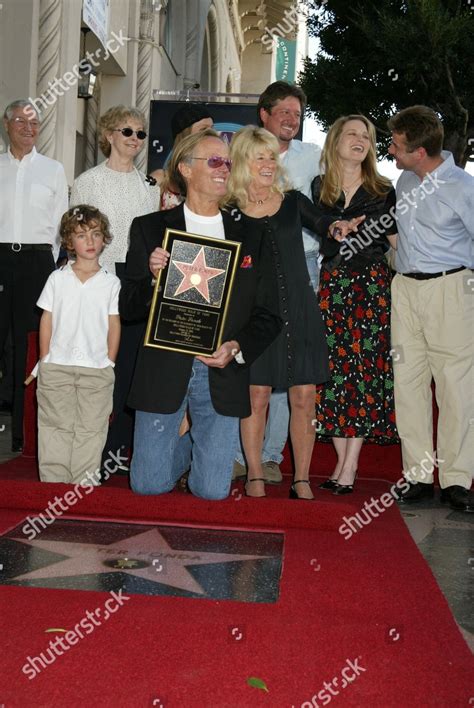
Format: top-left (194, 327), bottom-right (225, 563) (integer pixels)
top-left (391, 271), bottom-right (474, 489)
top-left (37, 363), bottom-right (114, 484)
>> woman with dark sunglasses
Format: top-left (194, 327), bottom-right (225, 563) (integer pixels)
top-left (71, 105), bottom-right (159, 274)
top-left (70, 105), bottom-right (160, 473)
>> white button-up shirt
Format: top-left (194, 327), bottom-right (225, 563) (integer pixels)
top-left (395, 151), bottom-right (474, 273)
top-left (0, 146), bottom-right (68, 261)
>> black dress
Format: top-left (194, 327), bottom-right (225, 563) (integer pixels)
top-left (311, 177), bottom-right (398, 441)
top-left (237, 190), bottom-right (337, 388)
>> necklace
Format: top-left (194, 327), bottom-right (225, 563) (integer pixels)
top-left (342, 175), bottom-right (362, 196)
top-left (248, 191), bottom-right (272, 205)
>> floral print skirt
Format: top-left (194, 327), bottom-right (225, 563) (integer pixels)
top-left (315, 260), bottom-right (398, 442)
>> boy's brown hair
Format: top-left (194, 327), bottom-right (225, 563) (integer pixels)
top-left (60, 205), bottom-right (112, 256)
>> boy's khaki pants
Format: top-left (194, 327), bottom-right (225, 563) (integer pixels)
top-left (37, 363), bottom-right (114, 484)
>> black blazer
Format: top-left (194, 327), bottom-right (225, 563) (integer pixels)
top-left (119, 204), bottom-right (282, 417)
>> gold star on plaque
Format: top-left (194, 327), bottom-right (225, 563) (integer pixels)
top-left (173, 247), bottom-right (225, 303)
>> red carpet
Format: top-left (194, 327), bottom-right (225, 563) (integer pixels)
top-left (1, 475), bottom-right (472, 707)
top-left (4, 436), bottom-right (405, 485)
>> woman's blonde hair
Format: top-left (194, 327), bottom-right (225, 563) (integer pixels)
top-left (319, 114), bottom-right (391, 206)
top-left (98, 105), bottom-right (146, 158)
top-left (225, 126), bottom-right (290, 209)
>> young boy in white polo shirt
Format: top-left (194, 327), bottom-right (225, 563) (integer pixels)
top-left (36, 205), bottom-right (121, 484)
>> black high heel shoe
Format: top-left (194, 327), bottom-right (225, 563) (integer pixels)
top-left (319, 478), bottom-right (339, 490)
top-left (289, 480), bottom-right (315, 500)
top-left (332, 472), bottom-right (357, 495)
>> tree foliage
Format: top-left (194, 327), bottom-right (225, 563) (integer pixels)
top-left (299, 0), bottom-right (474, 166)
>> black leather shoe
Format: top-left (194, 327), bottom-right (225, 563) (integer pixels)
top-left (397, 481), bottom-right (434, 503)
top-left (11, 438), bottom-right (23, 453)
top-left (333, 483), bottom-right (354, 495)
top-left (333, 471), bottom-right (357, 495)
top-left (440, 485), bottom-right (474, 513)
top-left (319, 478), bottom-right (339, 490)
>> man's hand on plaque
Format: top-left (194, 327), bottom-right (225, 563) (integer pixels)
top-left (149, 247), bottom-right (170, 277)
top-left (196, 340), bottom-right (240, 368)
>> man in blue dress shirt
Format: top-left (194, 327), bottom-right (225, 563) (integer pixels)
top-left (388, 105), bottom-right (473, 513)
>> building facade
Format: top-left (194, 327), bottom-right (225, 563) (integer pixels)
top-left (0, 0), bottom-right (306, 182)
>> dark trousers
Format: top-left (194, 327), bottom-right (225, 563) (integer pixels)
top-left (101, 262), bottom-right (145, 467)
top-left (0, 332), bottom-right (13, 405)
top-left (101, 319), bottom-right (145, 465)
top-left (0, 247), bottom-right (55, 442)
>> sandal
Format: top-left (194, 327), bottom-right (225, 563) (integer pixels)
top-left (289, 479), bottom-right (315, 500)
top-left (245, 477), bottom-right (266, 498)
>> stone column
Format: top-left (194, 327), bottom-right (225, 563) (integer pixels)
top-left (135, 0), bottom-right (156, 173)
top-left (184, 0), bottom-right (212, 89)
top-left (36, 0), bottom-right (62, 157)
top-left (84, 74), bottom-right (101, 171)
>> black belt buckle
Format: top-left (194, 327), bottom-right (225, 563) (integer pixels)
top-left (0, 243), bottom-right (52, 252)
top-left (403, 266), bottom-right (464, 280)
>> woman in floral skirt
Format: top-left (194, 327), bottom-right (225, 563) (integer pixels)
top-left (311, 114), bottom-right (398, 494)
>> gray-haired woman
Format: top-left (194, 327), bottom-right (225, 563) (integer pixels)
top-left (71, 104), bottom-right (159, 275)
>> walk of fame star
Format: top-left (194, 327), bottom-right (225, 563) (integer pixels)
top-left (1, 520), bottom-right (283, 602)
top-left (173, 247), bottom-right (225, 302)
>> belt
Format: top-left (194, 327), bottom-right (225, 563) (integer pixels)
top-left (0, 243), bottom-right (52, 252)
top-left (401, 266), bottom-right (465, 281)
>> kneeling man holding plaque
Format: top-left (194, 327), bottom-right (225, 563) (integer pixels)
top-left (119, 129), bottom-right (282, 499)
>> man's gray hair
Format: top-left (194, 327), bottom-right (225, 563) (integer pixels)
top-left (3, 99), bottom-right (40, 122)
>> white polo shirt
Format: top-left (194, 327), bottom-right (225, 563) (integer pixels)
top-left (37, 263), bottom-right (121, 369)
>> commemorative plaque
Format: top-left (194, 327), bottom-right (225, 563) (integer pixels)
top-left (144, 229), bottom-right (241, 356)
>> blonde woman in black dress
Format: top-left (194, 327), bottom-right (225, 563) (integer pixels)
top-left (225, 126), bottom-right (364, 499)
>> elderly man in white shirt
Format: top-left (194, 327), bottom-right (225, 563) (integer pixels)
top-left (0, 99), bottom-right (68, 451)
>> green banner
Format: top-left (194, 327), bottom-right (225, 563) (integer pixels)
top-left (275, 38), bottom-right (297, 83)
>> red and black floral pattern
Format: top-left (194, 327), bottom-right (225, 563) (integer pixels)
top-left (315, 261), bottom-right (398, 442)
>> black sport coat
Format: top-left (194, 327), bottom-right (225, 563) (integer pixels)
top-left (119, 204), bottom-right (282, 417)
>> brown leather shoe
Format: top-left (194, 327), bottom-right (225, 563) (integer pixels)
top-left (232, 461), bottom-right (247, 481)
top-left (262, 461), bottom-right (283, 484)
